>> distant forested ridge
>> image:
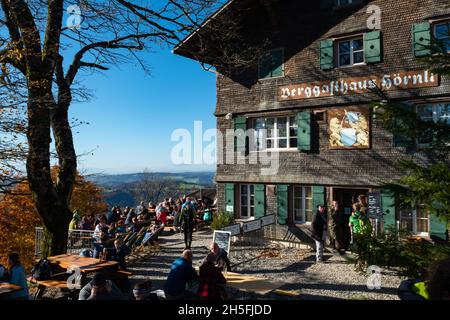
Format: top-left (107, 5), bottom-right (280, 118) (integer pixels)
top-left (88, 171), bottom-right (216, 207)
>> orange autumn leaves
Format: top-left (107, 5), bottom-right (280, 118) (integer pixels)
top-left (0, 170), bottom-right (108, 271)
top-left (0, 182), bottom-right (41, 271)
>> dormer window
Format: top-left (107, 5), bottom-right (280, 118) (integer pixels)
top-left (258, 49), bottom-right (284, 79)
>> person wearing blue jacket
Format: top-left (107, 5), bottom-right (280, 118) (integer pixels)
top-left (164, 250), bottom-right (199, 299)
top-left (6, 253), bottom-right (29, 300)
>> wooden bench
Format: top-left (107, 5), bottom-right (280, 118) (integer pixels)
top-left (27, 276), bottom-right (79, 300)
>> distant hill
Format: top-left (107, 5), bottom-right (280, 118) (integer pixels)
top-left (88, 171), bottom-right (216, 207)
top-left (88, 171), bottom-right (215, 188)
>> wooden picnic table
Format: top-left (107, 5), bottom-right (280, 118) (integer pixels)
top-left (30, 254), bottom-right (122, 300)
top-left (223, 272), bottom-right (285, 296)
top-left (48, 254), bottom-right (119, 273)
top-left (0, 282), bottom-right (22, 297)
top-left (194, 266), bottom-right (284, 296)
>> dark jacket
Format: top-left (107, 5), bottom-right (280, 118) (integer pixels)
top-left (180, 208), bottom-right (195, 231)
top-left (110, 245), bottom-right (131, 269)
top-left (198, 262), bottom-right (226, 300)
top-left (216, 248), bottom-right (232, 272)
top-left (164, 257), bottom-right (199, 297)
top-left (311, 210), bottom-right (327, 241)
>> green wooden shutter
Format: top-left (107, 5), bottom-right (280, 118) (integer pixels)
top-left (296, 112), bottom-right (311, 151)
top-left (381, 190), bottom-right (396, 230)
top-left (320, 39), bottom-right (334, 70)
top-left (225, 183), bottom-right (235, 214)
top-left (364, 31), bottom-right (382, 63)
top-left (254, 184), bottom-right (265, 218)
top-left (234, 116), bottom-right (247, 152)
top-left (412, 22), bottom-right (431, 57)
top-left (277, 185), bottom-right (288, 225)
top-left (430, 214), bottom-right (447, 241)
top-left (312, 186), bottom-right (325, 212)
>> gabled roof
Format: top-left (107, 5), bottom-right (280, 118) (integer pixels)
top-left (173, 0), bottom-right (236, 54)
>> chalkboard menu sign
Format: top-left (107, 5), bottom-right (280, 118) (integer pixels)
top-left (213, 230), bottom-right (231, 254)
top-left (367, 192), bottom-right (381, 217)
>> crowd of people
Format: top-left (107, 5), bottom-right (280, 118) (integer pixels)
top-left (66, 195), bottom-right (215, 263)
top-left (0, 195), bottom-right (219, 300)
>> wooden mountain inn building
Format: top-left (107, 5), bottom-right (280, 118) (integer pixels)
top-left (174, 0), bottom-right (449, 241)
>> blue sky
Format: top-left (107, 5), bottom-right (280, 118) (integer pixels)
top-left (70, 49), bottom-right (217, 174)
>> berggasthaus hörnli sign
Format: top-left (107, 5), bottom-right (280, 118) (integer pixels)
top-left (278, 70), bottom-right (439, 101)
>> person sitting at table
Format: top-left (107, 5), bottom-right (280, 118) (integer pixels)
top-left (110, 239), bottom-right (131, 270)
top-left (5, 253), bottom-right (29, 300)
top-left (79, 272), bottom-right (124, 300)
top-left (210, 242), bottom-right (232, 272)
top-left (93, 231), bottom-right (114, 259)
top-left (133, 280), bottom-right (159, 300)
top-left (164, 249), bottom-right (199, 300)
top-left (198, 252), bottom-right (227, 300)
top-left (94, 215), bottom-right (108, 240)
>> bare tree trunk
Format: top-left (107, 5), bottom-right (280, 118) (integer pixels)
top-left (26, 83), bottom-right (75, 255)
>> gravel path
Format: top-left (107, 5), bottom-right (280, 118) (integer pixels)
top-left (128, 229), bottom-right (405, 300)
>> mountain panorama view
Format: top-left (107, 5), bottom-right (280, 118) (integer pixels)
top-left (0, 0), bottom-right (449, 311)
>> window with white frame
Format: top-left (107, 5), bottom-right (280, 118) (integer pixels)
top-left (399, 206), bottom-right (430, 236)
top-left (337, 37), bottom-right (364, 67)
top-left (240, 184), bottom-right (255, 218)
top-left (433, 21), bottom-right (450, 52)
top-left (416, 103), bottom-right (450, 145)
top-left (293, 186), bottom-right (313, 223)
top-left (252, 116), bottom-right (297, 150)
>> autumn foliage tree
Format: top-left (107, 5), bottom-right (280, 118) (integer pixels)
top-left (0, 170), bottom-right (108, 271)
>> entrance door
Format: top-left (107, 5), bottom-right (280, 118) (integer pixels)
top-left (332, 188), bottom-right (369, 248)
top-left (333, 188), bottom-right (369, 215)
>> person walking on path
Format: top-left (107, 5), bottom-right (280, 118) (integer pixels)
top-left (311, 204), bottom-right (327, 263)
top-left (180, 202), bottom-right (195, 249)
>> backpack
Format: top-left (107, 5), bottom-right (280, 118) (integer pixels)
top-left (359, 214), bottom-right (372, 235)
top-left (31, 258), bottom-right (53, 280)
top-left (203, 210), bottom-right (212, 221)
